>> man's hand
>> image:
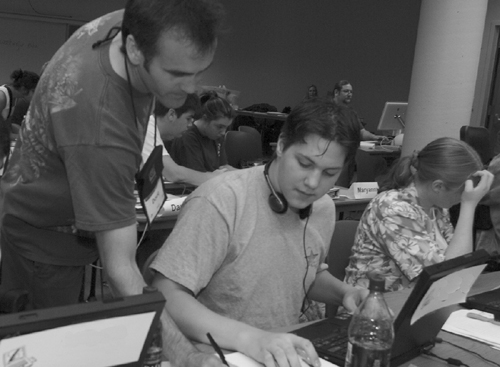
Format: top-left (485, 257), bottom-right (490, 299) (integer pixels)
top-left (236, 330), bottom-right (320, 367)
top-left (342, 287), bottom-right (369, 313)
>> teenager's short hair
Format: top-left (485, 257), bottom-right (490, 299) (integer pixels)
top-left (122, 0), bottom-right (226, 67)
top-left (154, 94), bottom-right (200, 118)
top-left (10, 69), bottom-right (39, 92)
top-left (333, 80), bottom-right (350, 94)
top-left (280, 98), bottom-right (360, 163)
top-left (199, 91), bottom-right (235, 122)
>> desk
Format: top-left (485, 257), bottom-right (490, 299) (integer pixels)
top-left (356, 146), bottom-right (401, 183)
top-left (235, 109), bottom-right (288, 121)
top-left (384, 271), bottom-right (500, 367)
top-left (358, 145), bottom-right (402, 157)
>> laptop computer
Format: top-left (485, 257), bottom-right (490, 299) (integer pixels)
top-left (464, 287), bottom-right (500, 320)
top-left (293, 250), bottom-right (490, 367)
top-left (0, 291), bottom-right (165, 367)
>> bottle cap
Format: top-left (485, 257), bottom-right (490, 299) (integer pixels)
top-left (142, 285), bottom-right (158, 294)
top-left (368, 272), bottom-right (385, 292)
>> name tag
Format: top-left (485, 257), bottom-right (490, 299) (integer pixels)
top-left (351, 182), bottom-right (379, 199)
top-left (136, 145), bottom-right (167, 226)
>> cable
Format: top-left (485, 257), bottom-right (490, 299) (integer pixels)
top-left (436, 337), bottom-right (500, 367)
top-left (422, 349), bottom-right (470, 367)
top-left (299, 215), bottom-right (312, 317)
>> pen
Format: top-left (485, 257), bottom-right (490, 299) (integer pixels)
top-left (466, 312), bottom-right (500, 326)
top-left (207, 332), bottom-right (230, 367)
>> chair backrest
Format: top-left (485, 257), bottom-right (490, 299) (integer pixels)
top-left (239, 125), bottom-right (261, 138)
top-left (355, 150), bottom-right (389, 183)
top-left (326, 219), bottom-right (359, 317)
top-left (225, 130), bottom-right (263, 168)
top-left (460, 125), bottom-right (493, 165)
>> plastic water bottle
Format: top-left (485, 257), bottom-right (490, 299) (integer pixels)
top-left (345, 273), bottom-right (394, 367)
top-left (142, 286), bottom-right (163, 367)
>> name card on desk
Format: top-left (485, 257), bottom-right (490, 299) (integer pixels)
top-left (350, 182), bottom-right (379, 199)
top-left (157, 195), bottom-right (187, 218)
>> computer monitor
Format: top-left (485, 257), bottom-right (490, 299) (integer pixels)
top-left (377, 102), bottom-right (408, 131)
top-left (0, 292), bottom-right (165, 367)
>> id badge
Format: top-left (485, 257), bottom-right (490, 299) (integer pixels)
top-left (136, 145), bottom-right (167, 226)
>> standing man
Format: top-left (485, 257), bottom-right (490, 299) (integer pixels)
top-left (332, 80), bottom-right (384, 141)
top-left (0, 1), bottom-right (226, 366)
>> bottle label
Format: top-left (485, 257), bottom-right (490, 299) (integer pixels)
top-left (344, 341), bottom-right (391, 367)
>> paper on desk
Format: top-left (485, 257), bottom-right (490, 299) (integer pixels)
top-left (410, 264), bottom-right (485, 325)
top-left (224, 352), bottom-right (339, 367)
top-left (442, 309), bottom-right (500, 350)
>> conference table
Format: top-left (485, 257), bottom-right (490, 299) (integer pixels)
top-left (136, 190), bottom-right (371, 232)
top-left (235, 109), bottom-right (288, 122)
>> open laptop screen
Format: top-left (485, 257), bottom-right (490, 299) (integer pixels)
top-left (0, 292), bottom-right (165, 367)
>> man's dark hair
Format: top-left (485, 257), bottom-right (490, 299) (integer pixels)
top-left (122, 0), bottom-right (226, 68)
top-left (280, 98), bottom-right (360, 163)
top-left (10, 69), bottom-right (39, 92)
top-left (154, 93), bottom-right (200, 118)
top-left (333, 79), bottom-right (350, 94)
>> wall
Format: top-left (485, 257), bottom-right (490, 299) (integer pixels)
top-left (0, 0), bottom-right (422, 133)
top-left (202, 0), bottom-right (421, 133)
top-left (0, 0), bottom-right (125, 84)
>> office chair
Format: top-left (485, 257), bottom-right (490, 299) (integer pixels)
top-left (238, 125), bottom-right (261, 138)
top-left (355, 150), bottom-right (390, 184)
top-left (460, 125), bottom-right (493, 166)
top-left (225, 130), bottom-right (263, 168)
top-left (326, 220), bottom-right (359, 317)
top-left (456, 125), bottom-right (494, 249)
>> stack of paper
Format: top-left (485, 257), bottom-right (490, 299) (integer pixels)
top-left (442, 309), bottom-right (500, 350)
top-left (224, 352), bottom-right (339, 367)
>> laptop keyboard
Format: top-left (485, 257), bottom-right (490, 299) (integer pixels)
top-left (311, 326), bottom-right (349, 358)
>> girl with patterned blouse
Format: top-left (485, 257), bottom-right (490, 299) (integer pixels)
top-left (345, 137), bottom-right (494, 291)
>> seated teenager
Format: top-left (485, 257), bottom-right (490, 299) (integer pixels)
top-left (150, 98), bottom-right (368, 367)
top-left (345, 137), bottom-right (493, 292)
top-left (169, 91), bottom-right (235, 172)
top-left (142, 95), bottom-right (227, 186)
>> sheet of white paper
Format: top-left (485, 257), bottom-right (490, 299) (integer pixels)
top-left (0, 312), bottom-right (155, 367)
top-left (410, 264), bottom-right (486, 325)
top-left (442, 309), bottom-right (500, 350)
top-left (224, 352), bottom-right (339, 367)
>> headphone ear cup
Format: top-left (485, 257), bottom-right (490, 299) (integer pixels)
top-left (268, 192), bottom-right (287, 214)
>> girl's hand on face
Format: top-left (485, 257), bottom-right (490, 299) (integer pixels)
top-left (462, 170), bottom-right (494, 204)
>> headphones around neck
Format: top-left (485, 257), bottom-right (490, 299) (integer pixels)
top-left (263, 160), bottom-right (312, 220)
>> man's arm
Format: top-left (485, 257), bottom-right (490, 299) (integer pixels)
top-left (153, 274), bottom-right (320, 367)
top-left (360, 128), bottom-right (384, 141)
top-left (95, 225), bottom-right (224, 367)
top-left (307, 270), bottom-right (368, 313)
top-left (163, 155), bottom-right (227, 186)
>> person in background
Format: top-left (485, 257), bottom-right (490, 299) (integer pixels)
top-left (150, 98), bottom-right (368, 367)
top-left (169, 91), bottom-right (236, 172)
top-left (0, 69), bottom-right (40, 138)
top-left (304, 84), bottom-right (318, 100)
top-left (0, 1), bottom-right (227, 366)
top-left (141, 95), bottom-right (227, 186)
top-left (345, 137), bottom-right (493, 291)
top-left (332, 79), bottom-right (384, 141)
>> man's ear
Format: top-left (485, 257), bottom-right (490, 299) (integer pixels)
top-left (125, 34), bottom-right (144, 66)
top-left (166, 109), bottom-right (177, 122)
top-left (276, 134), bottom-right (286, 158)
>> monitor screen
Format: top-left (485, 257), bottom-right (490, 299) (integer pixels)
top-left (377, 102), bottom-right (408, 131)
